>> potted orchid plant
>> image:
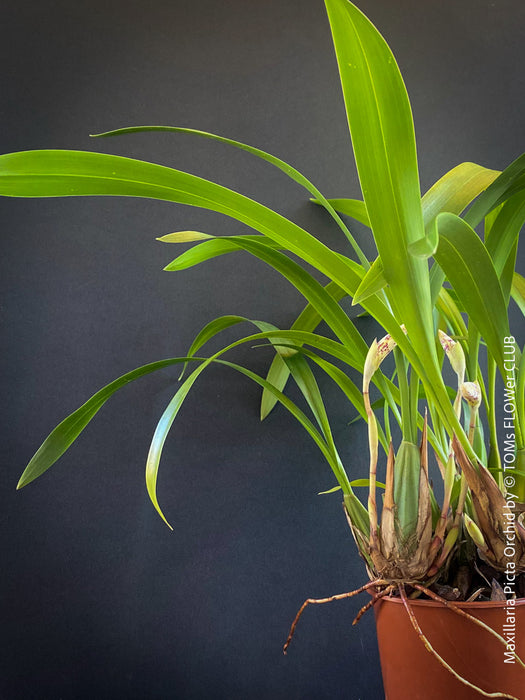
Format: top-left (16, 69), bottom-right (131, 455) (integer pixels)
top-left (2, 0), bottom-right (524, 696)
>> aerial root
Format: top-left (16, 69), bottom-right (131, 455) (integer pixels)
top-left (411, 583), bottom-right (525, 670)
top-left (352, 584), bottom-right (395, 625)
top-left (283, 578), bottom-right (388, 654)
top-left (399, 584), bottom-right (519, 700)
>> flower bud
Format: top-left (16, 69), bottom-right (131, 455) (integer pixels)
top-left (363, 326), bottom-right (407, 392)
top-left (443, 526), bottom-right (459, 552)
top-left (464, 513), bottom-right (487, 550)
top-left (460, 381), bottom-right (482, 409)
top-left (438, 330), bottom-right (465, 383)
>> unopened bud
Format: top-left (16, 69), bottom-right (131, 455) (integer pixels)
top-left (460, 381), bottom-right (482, 409)
top-left (438, 330), bottom-right (465, 382)
top-left (363, 326), bottom-right (406, 392)
top-left (443, 526), bottom-right (459, 552)
top-left (464, 513), bottom-right (486, 550)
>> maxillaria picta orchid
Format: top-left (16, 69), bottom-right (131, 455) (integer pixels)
top-left (1, 0), bottom-right (524, 695)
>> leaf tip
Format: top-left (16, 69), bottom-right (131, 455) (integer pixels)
top-left (16, 469), bottom-right (31, 490)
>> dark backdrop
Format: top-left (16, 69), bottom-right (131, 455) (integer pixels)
top-left (1, 1), bottom-right (524, 699)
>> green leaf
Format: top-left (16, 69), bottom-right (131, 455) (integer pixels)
top-left (17, 357), bottom-right (192, 490)
top-left (352, 256), bottom-right (387, 305)
top-left (92, 124), bottom-right (369, 266)
top-left (423, 161), bottom-right (500, 228)
top-left (178, 314), bottom-right (290, 381)
top-left (511, 272), bottom-right (525, 316)
top-left (269, 160), bottom-right (501, 422)
top-left (260, 282), bottom-right (347, 419)
top-left (323, 162), bottom-right (499, 242)
top-left (157, 231), bottom-right (212, 243)
top-left (0, 150), bottom-right (406, 358)
top-left (298, 346), bottom-right (388, 454)
top-left (325, 0), bottom-right (434, 363)
top-left (434, 212), bottom-right (510, 373)
top-left (2, 149), bottom-right (431, 410)
top-left (284, 353), bottom-right (338, 447)
top-left (184, 315), bottom-right (279, 358)
top-left (0, 150), bottom-right (357, 289)
top-left (465, 152), bottom-right (525, 226)
top-left (484, 191), bottom-right (525, 302)
top-left (315, 197), bottom-right (370, 227)
top-left (408, 219), bottom-right (439, 259)
top-left (146, 350), bottom-right (358, 527)
top-left (421, 162), bottom-right (500, 304)
top-left (319, 479), bottom-right (386, 495)
top-left (163, 235), bottom-right (281, 271)
top-left (318, 485), bottom-right (342, 495)
top-left (166, 235), bottom-right (368, 365)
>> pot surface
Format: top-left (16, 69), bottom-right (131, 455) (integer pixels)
top-left (374, 595), bottom-right (525, 700)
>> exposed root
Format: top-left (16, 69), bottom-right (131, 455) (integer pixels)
top-left (399, 584), bottom-right (520, 700)
top-left (283, 578), bottom-right (387, 654)
top-left (352, 584), bottom-right (395, 625)
top-left (412, 583), bottom-right (525, 671)
top-left (284, 577), bottom-right (523, 697)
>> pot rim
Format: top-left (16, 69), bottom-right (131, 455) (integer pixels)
top-left (372, 592), bottom-right (525, 609)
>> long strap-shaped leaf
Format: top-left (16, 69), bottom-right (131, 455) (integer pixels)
top-left (484, 190), bottom-right (525, 298)
top-left (325, 162), bottom-right (500, 236)
top-left (17, 357), bottom-right (193, 489)
top-left (512, 272), bottom-right (525, 316)
top-left (93, 125), bottom-right (370, 267)
top-left (165, 235), bottom-right (368, 363)
top-left (264, 162), bottom-right (501, 416)
top-left (146, 353), bottom-right (361, 528)
top-left (0, 149), bottom-right (411, 360)
top-left (434, 212), bottom-right (510, 374)
top-left (0, 149), bottom-right (354, 283)
top-left (464, 152), bottom-right (525, 226)
top-left (325, 0), bottom-right (434, 359)
top-left (161, 234), bottom-right (282, 270)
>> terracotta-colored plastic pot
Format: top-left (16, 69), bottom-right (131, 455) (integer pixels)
top-left (373, 594), bottom-right (525, 699)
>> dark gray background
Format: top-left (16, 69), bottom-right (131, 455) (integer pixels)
top-left (1, 1), bottom-right (524, 699)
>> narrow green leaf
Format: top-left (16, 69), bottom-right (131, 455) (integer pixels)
top-left (484, 191), bottom-right (525, 302)
top-left (147, 352), bottom-right (357, 527)
top-left (465, 152), bottom-right (525, 226)
top-left (17, 357), bottom-right (193, 490)
top-left (408, 219), bottom-right (439, 258)
top-left (315, 197), bottom-right (370, 227)
top-left (499, 241), bottom-right (518, 307)
top-left (267, 160), bottom-right (500, 420)
top-left (434, 212), bottom-right (510, 373)
top-left (178, 314), bottom-right (287, 381)
top-left (423, 161), bottom-right (500, 228)
top-left (166, 235), bottom-right (368, 364)
top-left (163, 235), bottom-right (281, 271)
top-left (92, 124), bottom-right (369, 265)
top-left (511, 272), bottom-right (525, 316)
top-left (351, 478), bottom-right (385, 488)
top-left (284, 353), bottom-right (338, 447)
top-left (157, 231), bottom-right (212, 243)
top-left (319, 479), bottom-right (385, 494)
top-left (352, 256), bottom-right (387, 305)
top-left (0, 150), bottom-right (407, 358)
top-left (260, 282), bottom-right (347, 419)
top-left (325, 0), bottom-right (435, 364)
top-left (184, 315), bottom-right (269, 358)
top-left (318, 485), bottom-right (342, 495)
top-left (0, 150), bottom-right (357, 290)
